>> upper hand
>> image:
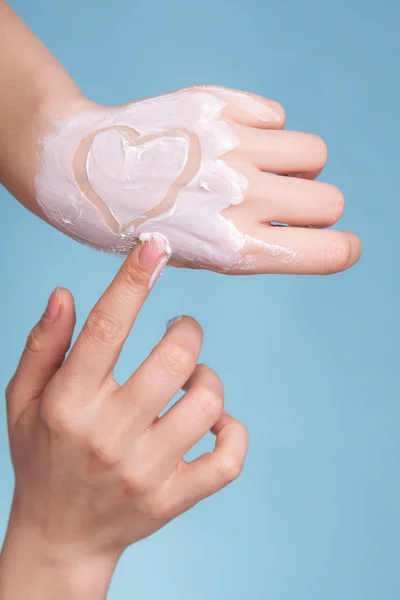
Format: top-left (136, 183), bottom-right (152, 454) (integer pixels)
top-left (36, 86), bottom-right (362, 275)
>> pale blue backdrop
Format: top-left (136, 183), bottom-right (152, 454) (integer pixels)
top-left (1, 0), bottom-right (399, 598)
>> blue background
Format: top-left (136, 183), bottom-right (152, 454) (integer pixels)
top-left (1, 0), bottom-right (399, 598)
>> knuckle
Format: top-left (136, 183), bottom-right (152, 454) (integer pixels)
top-left (120, 467), bottom-right (151, 495)
top-left (86, 309), bottom-right (123, 345)
top-left (26, 324), bottom-right (43, 354)
top-left (237, 421), bottom-right (249, 444)
top-left (159, 342), bottom-right (197, 377)
top-left (88, 436), bottom-right (120, 468)
top-left (5, 377), bottom-right (16, 403)
top-left (143, 496), bottom-right (172, 521)
top-left (40, 399), bottom-right (76, 436)
top-left (197, 386), bottom-right (224, 420)
top-left (122, 262), bottom-right (149, 293)
top-left (217, 454), bottom-right (244, 484)
top-left (323, 234), bottom-right (352, 273)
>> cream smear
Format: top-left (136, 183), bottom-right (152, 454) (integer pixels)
top-left (35, 87), bottom-right (293, 270)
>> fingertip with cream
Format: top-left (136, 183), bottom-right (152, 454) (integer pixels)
top-left (137, 232), bottom-right (171, 290)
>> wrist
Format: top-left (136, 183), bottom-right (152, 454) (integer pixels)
top-left (0, 514), bottom-right (119, 600)
top-left (0, 85), bottom-right (92, 216)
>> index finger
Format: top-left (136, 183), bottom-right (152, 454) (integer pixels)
top-left (64, 232), bottom-right (171, 392)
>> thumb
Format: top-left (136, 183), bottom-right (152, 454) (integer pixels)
top-left (6, 287), bottom-right (76, 425)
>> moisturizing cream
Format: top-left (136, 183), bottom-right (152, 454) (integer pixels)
top-left (35, 88), bottom-right (294, 271)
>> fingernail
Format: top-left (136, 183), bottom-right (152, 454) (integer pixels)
top-left (269, 103), bottom-right (285, 123)
top-left (343, 231), bottom-right (362, 268)
top-left (138, 233), bottom-right (171, 267)
top-left (148, 255), bottom-right (170, 290)
top-left (166, 316), bottom-right (183, 330)
top-left (44, 288), bottom-right (61, 323)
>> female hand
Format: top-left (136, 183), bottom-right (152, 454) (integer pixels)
top-left (0, 233), bottom-right (248, 600)
top-left (0, 5), bottom-right (361, 276)
top-left (36, 86), bottom-right (362, 275)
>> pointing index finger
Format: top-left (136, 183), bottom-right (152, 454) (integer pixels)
top-left (64, 233), bottom-right (171, 391)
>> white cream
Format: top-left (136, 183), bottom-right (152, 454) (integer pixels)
top-left (196, 86), bottom-right (283, 123)
top-left (35, 88), bottom-right (294, 270)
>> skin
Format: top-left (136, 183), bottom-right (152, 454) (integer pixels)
top-left (0, 1), bottom-right (363, 596)
top-left (0, 1), bottom-right (362, 275)
top-left (0, 234), bottom-right (248, 599)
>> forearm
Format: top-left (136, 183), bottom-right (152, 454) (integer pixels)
top-left (0, 513), bottom-right (117, 600)
top-left (0, 1), bottom-right (85, 217)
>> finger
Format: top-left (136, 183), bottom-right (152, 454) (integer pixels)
top-left (6, 288), bottom-right (76, 426)
top-left (229, 167), bottom-right (345, 227)
top-left (165, 412), bottom-right (248, 514)
top-left (116, 316), bottom-right (203, 429)
top-left (64, 233), bottom-right (170, 393)
top-left (233, 226), bottom-right (362, 275)
top-left (198, 86), bottom-right (285, 130)
top-left (229, 125), bottom-right (328, 178)
top-left (148, 364), bottom-right (224, 473)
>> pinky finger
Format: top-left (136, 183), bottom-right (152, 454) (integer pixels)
top-left (169, 412), bottom-right (249, 512)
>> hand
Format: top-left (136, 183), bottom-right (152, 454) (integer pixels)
top-left (36, 85), bottom-right (362, 275)
top-left (0, 233), bottom-right (248, 600)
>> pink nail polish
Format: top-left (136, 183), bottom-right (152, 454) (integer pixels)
top-left (44, 288), bottom-right (61, 323)
top-left (148, 255), bottom-right (170, 290)
top-left (138, 233), bottom-right (171, 267)
top-left (166, 316), bottom-right (183, 330)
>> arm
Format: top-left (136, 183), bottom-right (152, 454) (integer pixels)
top-left (0, 0), bottom-right (361, 275)
top-left (0, 528), bottom-right (115, 600)
top-left (0, 0), bottom-right (87, 216)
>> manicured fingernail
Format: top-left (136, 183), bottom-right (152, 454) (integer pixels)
top-left (166, 316), bottom-right (183, 330)
top-left (138, 233), bottom-right (171, 267)
top-left (268, 103), bottom-right (285, 123)
top-left (148, 255), bottom-right (169, 290)
top-left (44, 287), bottom-right (61, 323)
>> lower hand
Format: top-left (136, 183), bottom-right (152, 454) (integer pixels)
top-left (0, 233), bottom-right (248, 600)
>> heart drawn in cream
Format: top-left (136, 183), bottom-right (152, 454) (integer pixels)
top-left (72, 126), bottom-right (202, 235)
